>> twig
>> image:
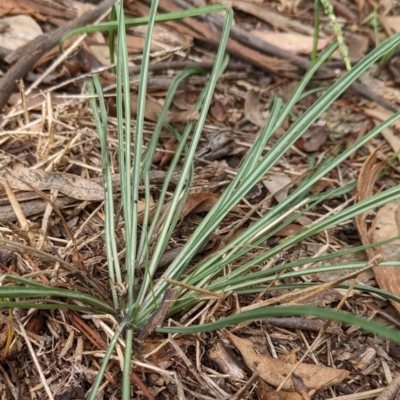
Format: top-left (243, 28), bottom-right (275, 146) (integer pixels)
top-left (130, 371), bottom-right (155, 400)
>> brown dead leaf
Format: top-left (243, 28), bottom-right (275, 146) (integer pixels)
top-left (131, 94), bottom-right (199, 123)
top-left (273, 224), bottom-right (303, 237)
top-left (210, 100), bottom-right (226, 122)
top-left (354, 152), bottom-right (381, 252)
top-left (183, 192), bottom-right (220, 215)
top-left (355, 148), bottom-right (384, 260)
top-left (345, 33), bottom-right (369, 60)
top-left (245, 89), bottom-right (269, 127)
top-left (278, 391), bottom-right (304, 400)
top-left (256, 379), bottom-right (285, 400)
top-left (295, 126), bottom-right (327, 153)
top-left (3, 168), bottom-right (103, 201)
top-left (251, 32), bottom-right (330, 54)
top-left (185, 89), bottom-right (201, 104)
top-left (138, 192), bottom-right (221, 224)
top-left (0, 15), bottom-right (42, 51)
top-left (330, 33), bottom-right (369, 61)
top-left (89, 43), bottom-right (114, 66)
top-left (262, 173), bottom-right (292, 203)
top-left (226, 331), bottom-right (349, 394)
top-left (153, 138), bottom-right (178, 167)
top-left (379, 15), bottom-right (400, 35)
top-left (291, 373), bottom-right (311, 400)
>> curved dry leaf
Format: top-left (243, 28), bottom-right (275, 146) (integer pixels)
top-left (295, 126), bottom-right (327, 153)
top-left (153, 138), bottom-right (178, 167)
top-left (379, 15), bottom-right (400, 35)
top-left (273, 223), bottom-right (302, 237)
top-left (331, 33), bottom-right (369, 60)
top-left (256, 379), bottom-right (285, 400)
top-left (4, 168), bottom-right (103, 201)
top-left (185, 192), bottom-right (220, 215)
top-left (226, 331), bottom-right (349, 394)
top-left (210, 100), bottom-right (226, 122)
top-left (245, 89), bottom-right (269, 128)
top-left (371, 200), bottom-right (400, 314)
top-left (138, 192), bottom-right (221, 225)
top-left (355, 147), bottom-right (400, 313)
top-left (90, 43), bottom-right (114, 65)
top-left (262, 172), bottom-right (292, 203)
top-left (355, 147), bottom-right (385, 259)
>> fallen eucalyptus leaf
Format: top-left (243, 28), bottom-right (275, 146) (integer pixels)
top-left (4, 168), bottom-right (104, 201)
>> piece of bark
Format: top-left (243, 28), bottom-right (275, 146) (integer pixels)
top-left (208, 342), bottom-right (246, 379)
top-left (0, 196), bottom-right (76, 224)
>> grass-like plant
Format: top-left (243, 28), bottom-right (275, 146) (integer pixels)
top-left (1, 2), bottom-right (400, 399)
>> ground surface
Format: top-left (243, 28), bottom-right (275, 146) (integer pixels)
top-left (0, 0), bottom-right (400, 399)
